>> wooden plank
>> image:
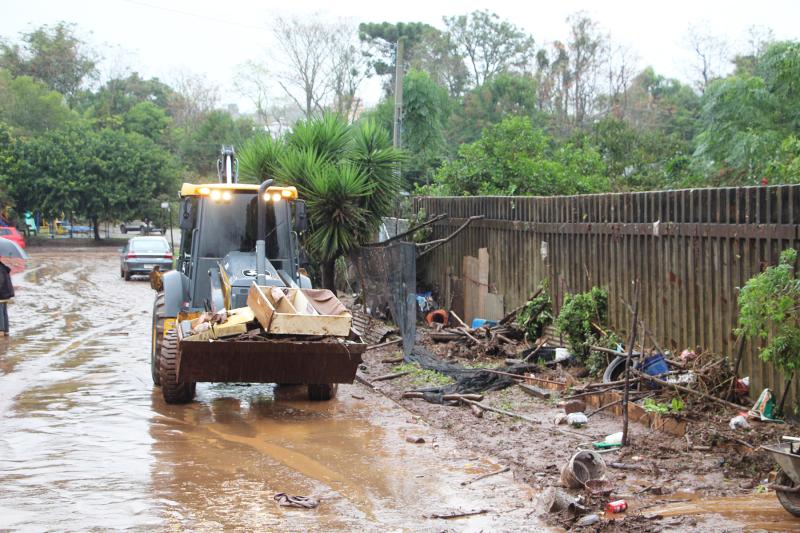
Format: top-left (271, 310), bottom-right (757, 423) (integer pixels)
top-left (478, 247), bottom-right (489, 320)
top-left (463, 255), bottom-right (480, 325)
top-left (247, 283), bottom-right (275, 331)
top-left (184, 307), bottom-right (255, 341)
top-left (269, 313), bottom-right (352, 336)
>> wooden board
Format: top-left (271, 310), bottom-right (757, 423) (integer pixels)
top-left (247, 283), bottom-right (352, 337)
top-left (478, 247), bottom-right (489, 320)
top-left (463, 255), bottom-right (480, 325)
top-left (247, 283), bottom-right (275, 331)
top-left (184, 307), bottom-right (254, 341)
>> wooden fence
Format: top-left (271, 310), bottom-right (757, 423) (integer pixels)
top-left (414, 185), bottom-right (800, 406)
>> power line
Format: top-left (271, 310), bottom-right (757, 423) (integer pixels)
top-left (119, 0), bottom-right (268, 32)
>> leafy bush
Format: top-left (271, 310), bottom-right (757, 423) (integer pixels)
top-left (643, 397), bottom-right (685, 415)
top-left (516, 280), bottom-right (553, 341)
top-left (555, 286), bottom-right (609, 362)
top-left (737, 248), bottom-right (800, 377)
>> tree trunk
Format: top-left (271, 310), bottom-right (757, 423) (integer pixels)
top-left (92, 216), bottom-right (100, 241)
top-left (320, 259), bottom-right (336, 293)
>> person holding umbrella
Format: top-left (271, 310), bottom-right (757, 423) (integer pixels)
top-left (0, 259), bottom-right (12, 335)
top-left (0, 237), bottom-right (28, 336)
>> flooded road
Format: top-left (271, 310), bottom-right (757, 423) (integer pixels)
top-left (0, 249), bottom-right (540, 532)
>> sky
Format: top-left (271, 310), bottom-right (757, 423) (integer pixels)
top-left (2, 0), bottom-right (800, 112)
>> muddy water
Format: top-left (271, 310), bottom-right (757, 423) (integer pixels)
top-left (0, 249), bottom-right (541, 532)
top-left (648, 492), bottom-right (800, 532)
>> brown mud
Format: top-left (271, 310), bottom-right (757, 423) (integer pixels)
top-left (362, 340), bottom-right (800, 532)
top-left (0, 249), bottom-right (542, 532)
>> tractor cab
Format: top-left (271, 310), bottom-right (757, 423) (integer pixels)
top-left (176, 182), bottom-right (308, 312)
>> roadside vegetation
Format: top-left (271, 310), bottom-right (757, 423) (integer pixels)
top-left (1, 15), bottom-right (799, 239)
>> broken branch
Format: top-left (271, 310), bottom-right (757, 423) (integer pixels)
top-left (460, 466), bottom-right (511, 486)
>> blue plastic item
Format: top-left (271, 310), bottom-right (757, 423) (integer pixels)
top-left (471, 318), bottom-right (498, 329)
top-left (641, 353), bottom-right (668, 377)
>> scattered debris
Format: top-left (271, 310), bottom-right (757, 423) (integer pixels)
top-left (406, 436), bottom-right (425, 444)
top-left (566, 412), bottom-right (588, 427)
top-left (426, 508), bottom-right (489, 520)
top-left (273, 493), bottom-right (319, 509)
top-left (729, 415), bottom-right (750, 430)
top-left (561, 451), bottom-right (606, 489)
top-left (605, 499), bottom-right (628, 513)
top-left (460, 465), bottom-right (510, 486)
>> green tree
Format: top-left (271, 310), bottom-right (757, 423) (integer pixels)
top-left (238, 114), bottom-right (403, 290)
top-left (77, 72), bottom-right (174, 118)
top-left (694, 41), bottom-right (800, 184)
top-left (434, 116), bottom-right (606, 196)
top-left (0, 70), bottom-right (77, 136)
top-left (738, 249), bottom-right (800, 393)
top-left (448, 72), bottom-right (540, 146)
top-left (15, 124), bottom-right (179, 239)
top-left (444, 10), bottom-right (535, 88)
top-left (122, 101), bottom-right (171, 143)
top-left (177, 110), bottom-right (256, 176)
top-left (0, 21), bottom-right (97, 100)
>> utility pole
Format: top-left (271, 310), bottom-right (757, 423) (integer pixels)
top-left (392, 37), bottom-right (405, 149)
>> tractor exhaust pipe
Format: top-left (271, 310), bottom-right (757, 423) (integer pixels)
top-left (256, 179), bottom-right (274, 285)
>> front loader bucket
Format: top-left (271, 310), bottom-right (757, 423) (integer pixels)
top-left (176, 330), bottom-right (365, 384)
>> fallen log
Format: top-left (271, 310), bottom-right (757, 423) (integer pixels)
top-left (460, 398), bottom-right (542, 425)
top-left (609, 462), bottom-right (654, 473)
top-left (460, 466), bottom-right (510, 486)
top-left (401, 392), bottom-right (485, 402)
top-left (366, 338), bottom-right (402, 351)
top-left (372, 371), bottom-right (410, 382)
top-left (518, 383), bottom-right (551, 400)
top-left (381, 356), bottom-right (404, 364)
top-left (427, 509), bottom-right (489, 519)
top-left (355, 373), bottom-right (375, 389)
top-left (430, 332), bottom-right (462, 342)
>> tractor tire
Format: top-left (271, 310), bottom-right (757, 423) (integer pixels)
top-left (776, 470), bottom-right (800, 517)
top-left (158, 328), bottom-right (196, 404)
top-left (151, 292), bottom-right (166, 386)
top-left (308, 383), bottom-right (338, 401)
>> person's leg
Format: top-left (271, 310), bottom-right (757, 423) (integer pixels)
top-left (0, 303), bottom-right (7, 335)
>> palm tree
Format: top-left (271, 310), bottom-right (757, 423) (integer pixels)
top-left (239, 113), bottom-right (404, 290)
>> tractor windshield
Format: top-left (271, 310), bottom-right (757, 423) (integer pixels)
top-left (196, 193), bottom-right (288, 260)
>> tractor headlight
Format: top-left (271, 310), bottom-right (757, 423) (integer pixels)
top-left (271, 193), bottom-right (282, 202)
top-left (221, 191), bottom-right (232, 201)
top-left (210, 190), bottom-right (222, 201)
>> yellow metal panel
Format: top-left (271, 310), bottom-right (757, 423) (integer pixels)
top-left (163, 318), bottom-right (176, 337)
top-left (179, 182), bottom-right (260, 196)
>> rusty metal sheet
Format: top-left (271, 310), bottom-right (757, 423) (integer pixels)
top-left (176, 333), bottom-right (365, 384)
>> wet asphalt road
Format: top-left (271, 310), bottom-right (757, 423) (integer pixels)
top-left (0, 249), bottom-right (541, 532)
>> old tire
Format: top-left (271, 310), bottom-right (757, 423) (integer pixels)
top-left (151, 292), bottom-right (166, 386)
top-left (158, 328), bottom-right (196, 404)
top-left (776, 470), bottom-right (800, 517)
top-left (308, 383), bottom-right (337, 401)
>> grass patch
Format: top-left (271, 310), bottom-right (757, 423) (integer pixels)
top-left (392, 362), bottom-right (454, 387)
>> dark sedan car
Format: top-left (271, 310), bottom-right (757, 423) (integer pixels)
top-left (120, 236), bottom-right (173, 280)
